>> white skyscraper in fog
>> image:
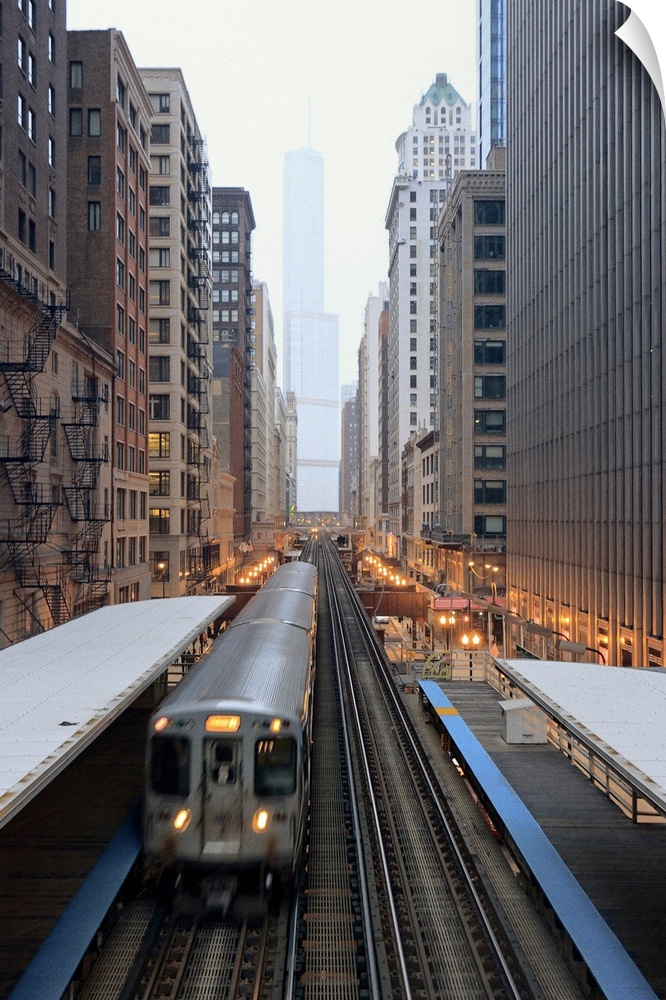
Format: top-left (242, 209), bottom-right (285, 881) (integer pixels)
top-left (283, 147), bottom-right (340, 513)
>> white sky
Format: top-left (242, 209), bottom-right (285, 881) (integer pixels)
top-left (65, 0), bottom-right (478, 387)
top-left (65, 2), bottom-right (666, 390)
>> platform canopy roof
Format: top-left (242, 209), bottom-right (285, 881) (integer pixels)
top-left (0, 596), bottom-right (234, 828)
top-left (499, 660), bottom-right (666, 812)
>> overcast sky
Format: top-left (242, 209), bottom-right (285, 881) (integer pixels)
top-left (66, 0), bottom-right (478, 387)
top-left (65, 2), bottom-right (665, 390)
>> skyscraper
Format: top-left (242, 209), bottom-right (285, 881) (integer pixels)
top-left (141, 68), bottom-right (213, 596)
top-left (477, 0), bottom-right (507, 168)
top-left (385, 74), bottom-right (476, 554)
top-left (507, 0), bottom-right (666, 666)
top-left (283, 148), bottom-right (339, 514)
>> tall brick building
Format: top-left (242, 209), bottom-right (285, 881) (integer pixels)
top-left (67, 29), bottom-right (153, 603)
top-left (0, 4), bottom-right (117, 642)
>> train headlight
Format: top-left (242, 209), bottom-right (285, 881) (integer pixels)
top-left (173, 808), bottom-right (191, 831)
top-left (252, 808), bottom-right (270, 833)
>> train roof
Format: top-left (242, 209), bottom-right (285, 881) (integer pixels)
top-left (259, 561), bottom-right (317, 598)
top-left (230, 588), bottom-right (315, 633)
top-left (154, 619), bottom-right (313, 722)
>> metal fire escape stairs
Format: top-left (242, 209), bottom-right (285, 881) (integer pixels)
top-left (61, 368), bottom-right (112, 610)
top-left (0, 263), bottom-right (69, 631)
top-left (185, 136), bottom-right (212, 584)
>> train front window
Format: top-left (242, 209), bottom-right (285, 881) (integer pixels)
top-left (254, 736), bottom-right (297, 796)
top-left (150, 734), bottom-right (190, 796)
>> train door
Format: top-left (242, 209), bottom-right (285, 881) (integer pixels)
top-left (201, 738), bottom-right (243, 860)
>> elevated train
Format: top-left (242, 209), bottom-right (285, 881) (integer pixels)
top-left (143, 560), bottom-right (317, 903)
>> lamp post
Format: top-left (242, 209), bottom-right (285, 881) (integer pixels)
top-left (157, 561), bottom-right (166, 598)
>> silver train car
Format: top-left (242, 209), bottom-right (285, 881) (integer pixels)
top-left (143, 561), bottom-right (317, 896)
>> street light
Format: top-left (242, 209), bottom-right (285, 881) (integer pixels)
top-left (157, 560), bottom-right (166, 598)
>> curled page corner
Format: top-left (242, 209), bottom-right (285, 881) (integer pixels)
top-left (615, 1), bottom-right (665, 118)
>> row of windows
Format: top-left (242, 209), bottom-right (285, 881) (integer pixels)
top-left (115, 441), bottom-right (145, 473)
top-left (115, 396), bottom-right (145, 433)
top-left (114, 535), bottom-right (148, 569)
top-left (116, 351), bottom-right (145, 391)
top-left (213, 210), bottom-right (239, 225)
top-left (115, 488), bottom-right (147, 521)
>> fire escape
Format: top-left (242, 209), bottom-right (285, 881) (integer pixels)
top-left (185, 135), bottom-right (212, 584)
top-left (0, 256), bottom-right (68, 631)
top-left (61, 368), bottom-right (112, 611)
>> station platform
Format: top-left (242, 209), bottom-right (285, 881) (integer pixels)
top-left (0, 595), bottom-right (234, 829)
top-left (418, 675), bottom-right (666, 998)
top-left (0, 596), bottom-right (235, 998)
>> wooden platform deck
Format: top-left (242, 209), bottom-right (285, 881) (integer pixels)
top-left (442, 681), bottom-right (666, 998)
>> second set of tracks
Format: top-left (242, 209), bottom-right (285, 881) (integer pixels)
top-left (294, 539), bottom-right (542, 999)
top-left (60, 539), bottom-right (585, 999)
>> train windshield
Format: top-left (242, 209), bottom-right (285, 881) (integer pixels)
top-left (254, 736), bottom-right (297, 796)
top-left (150, 734), bottom-right (190, 796)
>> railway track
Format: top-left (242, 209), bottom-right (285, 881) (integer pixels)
top-left (296, 538), bottom-right (536, 999)
top-left (14, 537), bottom-right (586, 1000)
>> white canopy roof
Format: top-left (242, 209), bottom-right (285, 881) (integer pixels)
top-left (0, 596), bottom-right (234, 827)
top-left (499, 660), bottom-right (666, 808)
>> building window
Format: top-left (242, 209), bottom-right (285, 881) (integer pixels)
top-left (150, 154), bottom-right (170, 175)
top-left (474, 409), bottom-right (506, 435)
top-left (149, 247), bottom-right (170, 268)
top-left (117, 304), bottom-right (125, 334)
top-left (48, 187), bottom-right (55, 218)
top-left (117, 76), bottom-right (126, 108)
top-left (473, 200), bottom-right (505, 225)
top-left (149, 185), bottom-right (170, 206)
top-left (474, 235), bottom-right (505, 260)
top-left (410, 375), bottom-right (417, 388)
top-left (149, 355), bottom-right (170, 382)
top-left (18, 35), bottom-right (26, 72)
top-left (474, 445), bottom-right (505, 470)
top-left (149, 317), bottom-right (170, 343)
top-left (116, 441), bottom-right (124, 469)
top-left (149, 280), bottom-right (170, 305)
top-left (69, 60), bottom-right (82, 88)
top-left (117, 122), bottom-right (126, 153)
top-left (116, 258), bottom-right (125, 289)
top-left (116, 349), bottom-right (125, 379)
top-left (474, 340), bottom-right (505, 365)
top-left (149, 92), bottom-right (170, 113)
top-left (149, 470), bottom-right (170, 496)
top-left (88, 108), bottom-right (101, 136)
top-left (18, 93), bottom-right (26, 129)
top-left (150, 216), bottom-right (170, 237)
top-left (85, 155), bottom-right (101, 185)
top-left (474, 305), bottom-right (505, 330)
top-left (150, 508), bottom-right (170, 534)
top-left (473, 514), bottom-right (506, 537)
top-left (474, 269), bottom-right (506, 295)
top-left (474, 479), bottom-right (506, 504)
top-left (116, 394), bottom-right (125, 426)
top-left (149, 432), bottom-right (170, 458)
top-left (117, 167), bottom-right (125, 198)
top-left (474, 374), bottom-right (506, 399)
top-left (150, 123), bottom-right (170, 144)
top-left (149, 394), bottom-right (170, 420)
top-left (27, 107), bottom-right (35, 141)
top-left (116, 489), bottom-right (127, 521)
top-left (48, 136), bottom-right (55, 166)
top-left (116, 211), bottom-right (124, 243)
top-left (88, 201), bottom-right (101, 230)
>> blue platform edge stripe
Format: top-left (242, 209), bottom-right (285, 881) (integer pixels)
top-left (8, 801), bottom-right (142, 1000)
top-left (419, 680), bottom-right (658, 1000)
